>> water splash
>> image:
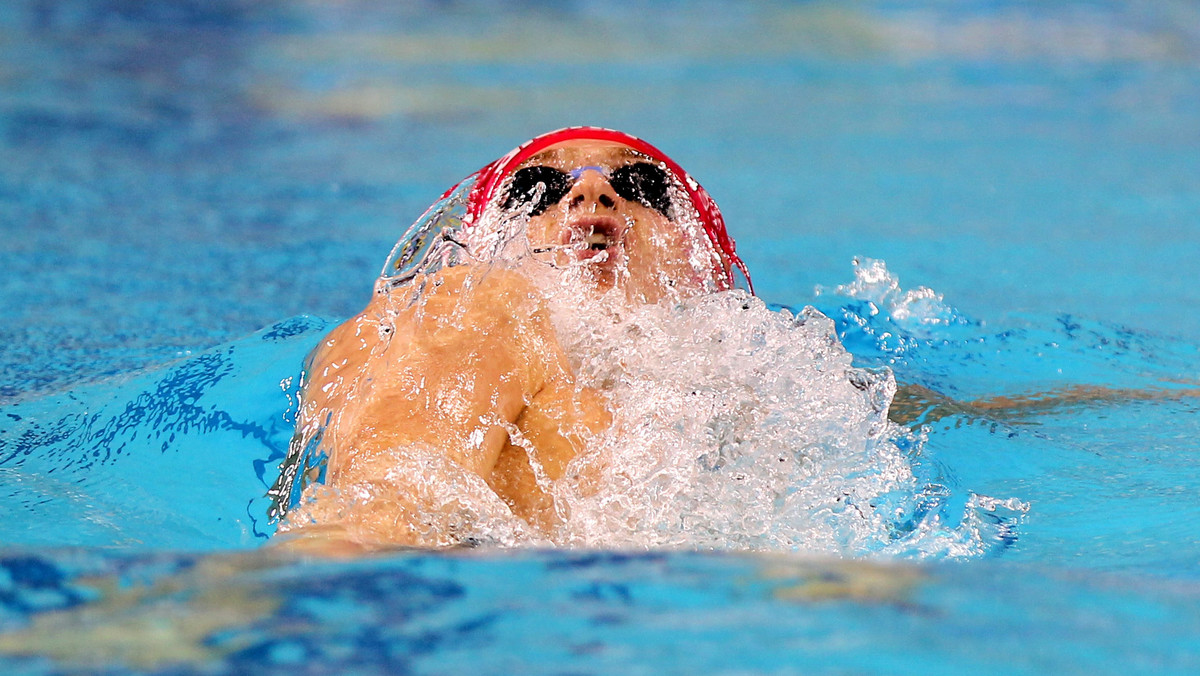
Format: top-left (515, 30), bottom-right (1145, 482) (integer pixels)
top-left (816, 256), bottom-right (963, 332)
top-left (337, 258), bottom-right (1023, 557)
top-left (286, 212), bottom-right (1028, 558)
top-left (542, 290), bottom-right (909, 553)
top-left (537, 286), bottom-right (1026, 557)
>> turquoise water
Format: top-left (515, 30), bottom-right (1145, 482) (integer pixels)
top-left (3, 1), bottom-right (1200, 672)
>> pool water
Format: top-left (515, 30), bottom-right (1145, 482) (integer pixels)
top-left (3, 0), bottom-right (1200, 673)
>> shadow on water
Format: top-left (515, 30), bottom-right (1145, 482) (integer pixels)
top-left (0, 316), bottom-right (328, 550)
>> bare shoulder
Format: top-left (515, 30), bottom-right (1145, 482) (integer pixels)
top-left (309, 266), bottom-right (539, 355)
top-left (413, 265), bottom-right (548, 321)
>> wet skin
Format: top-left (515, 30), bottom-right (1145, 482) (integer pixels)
top-left (279, 140), bottom-right (725, 549)
top-left (520, 140), bottom-right (726, 305)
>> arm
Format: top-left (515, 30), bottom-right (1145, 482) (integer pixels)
top-left (275, 266), bottom-right (607, 548)
top-left (487, 377), bottom-right (611, 533)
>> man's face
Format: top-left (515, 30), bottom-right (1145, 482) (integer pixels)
top-left (507, 140), bottom-right (723, 305)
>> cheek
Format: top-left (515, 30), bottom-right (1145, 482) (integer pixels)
top-left (627, 217), bottom-right (689, 267)
top-left (623, 216), bottom-right (721, 297)
top-left (524, 213), bottom-right (559, 245)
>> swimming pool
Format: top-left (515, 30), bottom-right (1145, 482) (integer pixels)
top-left (2, 0), bottom-right (1200, 672)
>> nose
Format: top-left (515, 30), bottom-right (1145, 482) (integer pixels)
top-left (567, 168), bottom-right (617, 211)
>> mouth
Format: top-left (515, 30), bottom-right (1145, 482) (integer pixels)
top-left (561, 216), bottom-right (623, 262)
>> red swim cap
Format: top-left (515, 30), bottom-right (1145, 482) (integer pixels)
top-left (456, 127), bottom-right (752, 293)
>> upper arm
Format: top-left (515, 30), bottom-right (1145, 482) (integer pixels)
top-left (323, 268), bottom-right (566, 477)
top-left (288, 266), bottom-right (605, 508)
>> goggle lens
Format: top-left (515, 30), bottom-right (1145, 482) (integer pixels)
top-left (503, 162), bottom-right (673, 217)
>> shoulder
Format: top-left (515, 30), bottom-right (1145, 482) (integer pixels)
top-left (428, 265), bottom-right (542, 306)
top-left (397, 265), bottom-right (550, 327)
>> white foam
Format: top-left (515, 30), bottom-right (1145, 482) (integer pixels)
top-left (530, 285), bottom-right (917, 553)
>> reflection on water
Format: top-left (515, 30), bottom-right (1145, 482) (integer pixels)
top-left (3, 547), bottom-right (1200, 674)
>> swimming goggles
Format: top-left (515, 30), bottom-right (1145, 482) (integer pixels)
top-left (502, 162), bottom-right (673, 217)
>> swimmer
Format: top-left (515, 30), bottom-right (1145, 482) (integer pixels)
top-left (269, 127), bottom-right (752, 551)
top-left (267, 127), bottom-right (1196, 554)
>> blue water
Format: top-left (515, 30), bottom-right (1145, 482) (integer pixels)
top-left (3, 1), bottom-right (1200, 673)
